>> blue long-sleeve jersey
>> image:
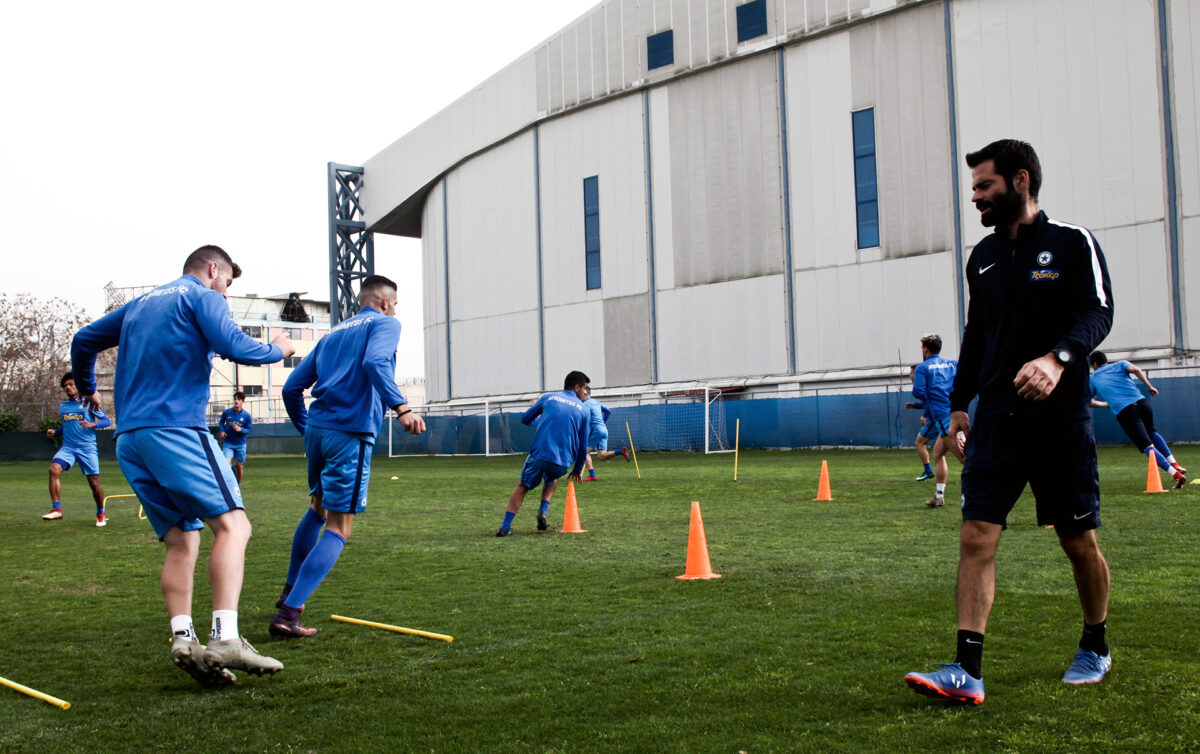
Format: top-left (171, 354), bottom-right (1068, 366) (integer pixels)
top-left (522, 390), bottom-right (591, 474)
top-left (282, 306), bottom-right (406, 436)
top-left (219, 408), bottom-right (253, 446)
top-left (55, 399), bottom-right (111, 449)
top-left (71, 274), bottom-right (282, 435)
top-left (583, 397), bottom-right (612, 427)
top-left (912, 355), bottom-right (957, 419)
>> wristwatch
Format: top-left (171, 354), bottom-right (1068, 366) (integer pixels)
top-left (1053, 348), bottom-right (1073, 367)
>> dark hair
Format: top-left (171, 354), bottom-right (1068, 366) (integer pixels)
top-left (61, 372), bottom-right (74, 388)
top-left (1089, 351), bottom-right (1108, 367)
top-left (357, 274), bottom-right (399, 306)
top-left (183, 245), bottom-right (242, 279)
top-left (920, 334), bottom-right (942, 354)
top-left (965, 139), bottom-right (1042, 200)
top-left (234, 391), bottom-right (246, 401)
top-left (563, 370), bottom-right (590, 390)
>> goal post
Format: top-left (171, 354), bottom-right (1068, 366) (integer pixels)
top-left (388, 399), bottom-right (522, 457)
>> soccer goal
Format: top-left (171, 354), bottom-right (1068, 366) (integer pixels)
top-left (387, 399), bottom-right (523, 457)
top-left (614, 385), bottom-right (735, 453)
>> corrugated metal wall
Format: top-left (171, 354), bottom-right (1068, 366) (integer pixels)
top-left (1173, 0), bottom-right (1199, 351)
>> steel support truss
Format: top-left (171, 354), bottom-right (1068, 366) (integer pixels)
top-left (327, 162), bottom-right (374, 325)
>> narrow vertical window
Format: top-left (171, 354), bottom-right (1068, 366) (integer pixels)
top-left (852, 108), bottom-right (879, 249)
top-left (736, 0), bottom-right (768, 42)
top-left (647, 30), bottom-right (674, 70)
top-left (583, 176), bottom-right (601, 290)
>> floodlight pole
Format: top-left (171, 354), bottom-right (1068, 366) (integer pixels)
top-left (327, 162), bottom-right (374, 325)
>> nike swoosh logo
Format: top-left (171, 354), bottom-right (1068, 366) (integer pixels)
top-left (1074, 512), bottom-right (1091, 520)
top-left (979, 263), bottom-right (997, 275)
top-left (965, 639), bottom-right (982, 645)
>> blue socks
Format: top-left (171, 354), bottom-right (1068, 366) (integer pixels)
top-left (501, 511), bottom-right (516, 531)
top-left (286, 508), bottom-right (327, 587)
top-left (52, 501), bottom-right (62, 510)
top-left (539, 500), bottom-right (550, 517)
top-left (1148, 447), bottom-right (1172, 472)
top-left (923, 463), bottom-right (933, 474)
top-left (285, 530), bottom-right (346, 609)
top-left (1151, 432), bottom-right (1173, 463)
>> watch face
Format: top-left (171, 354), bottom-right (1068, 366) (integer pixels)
top-left (1057, 349), bottom-right (1072, 364)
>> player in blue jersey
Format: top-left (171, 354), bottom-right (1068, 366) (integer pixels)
top-left (904, 334), bottom-right (958, 507)
top-left (43, 372), bottom-right (111, 525)
top-left (1089, 351), bottom-right (1186, 488)
top-left (269, 275), bottom-right (425, 638)
top-left (580, 386), bottom-right (628, 481)
top-left (219, 391), bottom-right (252, 482)
top-left (905, 364), bottom-right (937, 482)
top-left (496, 371), bottom-right (592, 536)
top-left (72, 245), bottom-right (294, 686)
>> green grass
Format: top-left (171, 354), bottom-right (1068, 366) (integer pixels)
top-left (1, 447), bottom-right (1198, 752)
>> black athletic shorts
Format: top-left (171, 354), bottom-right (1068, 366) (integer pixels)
top-left (960, 413), bottom-right (1100, 534)
top-left (1115, 398), bottom-right (1156, 452)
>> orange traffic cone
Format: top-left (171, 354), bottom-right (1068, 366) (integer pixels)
top-left (560, 481), bottom-right (587, 532)
top-left (677, 501), bottom-right (721, 580)
top-left (1146, 451), bottom-right (1167, 493)
top-left (813, 460), bottom-right (833, 500)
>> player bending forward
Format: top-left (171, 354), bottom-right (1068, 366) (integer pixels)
top-left (496, 371), bottom-right (591, 536)
top-left (1089, 351), bottom-right (1186, 487)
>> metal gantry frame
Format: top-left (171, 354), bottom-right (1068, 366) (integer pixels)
top-left (327, 162), bottom-right (374, 325)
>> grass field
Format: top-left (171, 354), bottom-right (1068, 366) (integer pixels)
top-left (2, 447), bottom-right (1198, 752)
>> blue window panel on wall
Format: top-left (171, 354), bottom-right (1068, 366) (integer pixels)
top-left (647, 30), bottom-right (674, 70)
top-left (583, 175), bottom-right (601, 290)
top-left (851, 108), bottom-right (879, 250)
top-left (736, 0), bottom-right (768, 42)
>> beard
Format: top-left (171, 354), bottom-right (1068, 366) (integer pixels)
top-left (974, 185), bottom-right (1025, 228)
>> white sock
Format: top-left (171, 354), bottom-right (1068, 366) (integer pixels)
top-left (170, 615), bottom-right (198, 642)
top-left (211, 610), bottom-right (239, 641)
top-left (935, 483), bottom-right (946, 498)
top-left (1168, 455), bottom-right (1178, 465)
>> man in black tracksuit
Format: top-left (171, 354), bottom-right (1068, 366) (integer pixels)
top-left (905, 139), bottom-right (1115, 705)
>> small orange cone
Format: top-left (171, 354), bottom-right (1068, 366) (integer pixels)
top-left (677, 501), bottom-right (721, 580)
top-left (813, 460), bottom-right (833, 500)
top-left (1146, 451), bottom-right (1167, 493)
top-left (560, 481), bottom-right (587, 532)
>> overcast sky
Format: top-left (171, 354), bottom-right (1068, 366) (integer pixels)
top-left (0, 0), bottom-right (599, 378)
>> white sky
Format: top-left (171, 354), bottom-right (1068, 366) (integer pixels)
top-left (0, 0), bottom-right (600, 378)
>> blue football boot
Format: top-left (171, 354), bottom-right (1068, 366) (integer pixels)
top-left (904, 662), bottom-right (985, 705)
top-left (1062, 648), bottom-right (1112, 685)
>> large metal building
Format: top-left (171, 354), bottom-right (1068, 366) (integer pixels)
top-left (359, 0), bottom-right (1199, 447)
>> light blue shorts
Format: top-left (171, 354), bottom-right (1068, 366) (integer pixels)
top-left (52, 446), bottom-right (100, 477)
top-left (919, 415), bottom-right (952, 441)
top-left (305, 427), bottom-right (374, 514)
top-left (222, 444), bottom-right (247, 463)
top-left (588, 426), bottom-right (610, 451)
top-left (116, 428), bottom-right (244, 540)
top-left (519, 457), bottom-right (568, 490)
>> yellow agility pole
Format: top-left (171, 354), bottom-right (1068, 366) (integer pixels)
top-left (733, 418), bottom-right (740, 481)
top-left (103, 493), bottom-right (145, 520)
top-left (330, 615), bottom-right (454, 643)
top-left (625, 421), bottom-right (641, 479)
top-left (0, 676), bottom-right (70, 710)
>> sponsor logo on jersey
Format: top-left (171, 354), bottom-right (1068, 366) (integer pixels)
top-left (62, 413), bottom-right (87, 421)
top-left (144, 285), bottom-right (189, 299)
top-left (1037, 251), bottom-right (1053, 266)
top-left (1030, 269), bottom-right (1061, 281)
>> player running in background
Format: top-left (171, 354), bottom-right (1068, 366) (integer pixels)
top-left (1089, 351), bottom-right (1186, 488)
top-left (219, 391), bottom-right (252, 483)
top-left (496, 371), bottom-right (591, 536)
top-left (581, 386), bottom-right (628, 481)
top-left (71, 244), bottom-right (294, 687)
top-left (270, 275), bottom-right (425, 638)
top-left (905, 139), bottom-right (1114, 705)
top-left (905, 334), bottom-right (957, 507)
top-left (904, 364), bottom-right (937, 482)
top-left (43, 371), bottom-right (110, 525)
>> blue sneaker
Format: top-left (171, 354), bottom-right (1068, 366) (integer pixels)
top-left (1062, 648), bottom-right (1112, 684)
top-left (914, 470), bottom-right (935, 481)
top-left (904, 662), bottom-right (985, 705)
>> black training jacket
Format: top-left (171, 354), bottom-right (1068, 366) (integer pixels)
top-left (950, 211), bottom-right (1114, 421)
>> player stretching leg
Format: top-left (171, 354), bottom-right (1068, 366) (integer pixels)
top-left (580, 386), bottom-right (627, 481)
top-left (496, 371), bottom-right (591, 536)
top-left (72, 245), bottom-right (293, 686)
top-left (270, 276), bottom-right (425, 638)
top-left (44, 372), bottom-right (110, 525)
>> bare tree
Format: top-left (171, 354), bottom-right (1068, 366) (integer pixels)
top-left (0, 294), bottom-right (92, 428)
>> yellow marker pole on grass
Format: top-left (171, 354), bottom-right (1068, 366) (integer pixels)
top-left (733, 418), bottom-right (740, 481)
top-left (102, 493), bottom-right (145, 520)
top-left (330, 615), bottom-right (454, 642)
top-left (0, 676), bottom-right (70, 710)
top-left (625, 421), bottom-right (641, 479)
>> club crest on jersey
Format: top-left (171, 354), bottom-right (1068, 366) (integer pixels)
top-left (1037, 251), bottom-right (1053, 266)
top-left (1030, 269), bottom-right (1061, 282)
